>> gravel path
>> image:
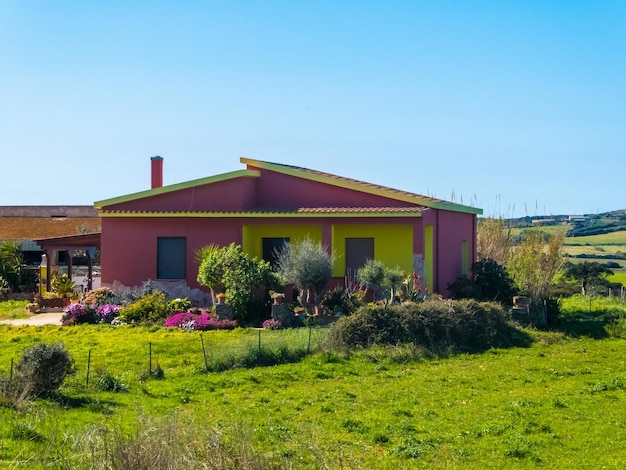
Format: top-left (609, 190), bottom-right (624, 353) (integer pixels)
top-left (0, 310), bottom-right (64, 326)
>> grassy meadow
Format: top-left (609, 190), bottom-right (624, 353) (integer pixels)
top-left (0, 300), bottom-right (30, 319)
top-left (562, 229), bottom-right (626, 287)
top-left (1, 321), bottom-right (626, 468)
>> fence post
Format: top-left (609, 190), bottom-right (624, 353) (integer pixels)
top-left (257, 329), bottom-right (262, 363)
top-left (9, 358), bottom-right (13, 390)
top-left (149, 342), bottom-right (153, 374)
top-left (86, 349), bottom-right (91, 387)
top-left (200, 334), bottom-right (209, 371)
top-left (307, 325), bottom-right (312, 354)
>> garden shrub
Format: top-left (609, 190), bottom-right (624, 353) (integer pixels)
top-left (321, 286), bottom-right (359, 316)
top-left (118, 291), bottom-right (171, 324)
top-left (61, 303), bottom-right (100, 325)
top-left (15, 342), bottom-right (74, 398)
top-left (329, 299), bottom-right (520, 353)
top-left (197, 243), bottom-right (280, 322)
top-left (447, 258), bottom-right (517, 304)
top-left (83, 287), bottom-right (119, 306)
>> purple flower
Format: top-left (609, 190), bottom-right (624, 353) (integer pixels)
top-left (97, 304), bottom-right (122, 323)
top-left (62, 302), bottom-right (98, 325)
top-left (262, 318), bottom-right (282, 330)
top-left (164, 312), bottom-right (237, 331)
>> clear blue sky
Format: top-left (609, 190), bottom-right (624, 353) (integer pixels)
top-left (2, 1), bottom-right (624, 216)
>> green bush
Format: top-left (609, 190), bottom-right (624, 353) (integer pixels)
top-left (92, 366), bottom-right (128, 392)
top-left (197, 243), bottom-right (280, 322)
top-left (118, 291), bottom-right (171, 324)
top-left (329, 299), bottom-right (521, 353)
top-left (15, 342), bottom-right (75, 398)
top-left (448, 258), bottom-right (517, 304)
top-left (321, 286), bottom-right (359, 316)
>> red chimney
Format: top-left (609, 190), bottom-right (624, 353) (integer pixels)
top-left (151, 156), bottom-right (163, 189)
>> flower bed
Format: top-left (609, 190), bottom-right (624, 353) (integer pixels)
top-left (164, 311), bottom-right (237, 331)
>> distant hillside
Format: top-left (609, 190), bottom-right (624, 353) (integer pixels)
top-left (504, 209), bottom-right (626, 237)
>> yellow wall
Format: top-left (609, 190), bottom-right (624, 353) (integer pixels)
top-left (242, 224), bottom-right (322, 259)
top-left (331, 224), bottom-right (413, 276)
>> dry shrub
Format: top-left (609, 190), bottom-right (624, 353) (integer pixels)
top-left (329, 299), bottom-right (525, 353)
top-left (76, 416), bottom-right (272, 470)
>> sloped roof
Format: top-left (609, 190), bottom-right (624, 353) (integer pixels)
top-left (94, 169), bottom-right (260, 209)
top-left (94, 158), bottom-right (482, 215)
top-left (0, 218), bottom-right (101, 241)
top-left (241, 158), bottom-right (482, 215)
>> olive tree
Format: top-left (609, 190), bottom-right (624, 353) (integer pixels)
top-left (275, 237), bottom-right (334, 312)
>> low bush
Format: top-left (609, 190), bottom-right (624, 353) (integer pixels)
top-left (14, 342), bottom-right (75, 398)
top-left (119, 291), bottom-right (171, 324)
top-left (83, 287), bottom-right (119, 306)
top-left (329, 299), bottom-right (522, 353)
top-left (92, 366), bottom-right (128, 392)
top-left (321, 286), bottom-right (360, 316)
top-left (61, 303), bottom-right (100, 325)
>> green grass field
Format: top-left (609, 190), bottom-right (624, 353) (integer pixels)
top-left (564, 229), bottom-right (626, 246)
top-left (0, 300), bottom-right (30, 319)
top-left (560, 230), bottom-right (626, 288)
top-left (1, 323), bottom-right (626, 468)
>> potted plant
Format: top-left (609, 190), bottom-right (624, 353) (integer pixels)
top-left (51, 274), bottom-right (77, 307)
top-left (270, 291), bottom-right (285, 304)
top-left (26, 302), bottom-right (39, 314)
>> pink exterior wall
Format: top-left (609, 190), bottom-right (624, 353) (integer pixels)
top-left (429, 210), bottom-right (476, 294)
top-left (101, 217), bottom-right (243, 288)
top-left (101, 215), bottom-right (427, 290)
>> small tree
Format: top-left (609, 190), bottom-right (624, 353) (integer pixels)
top-left (563, 261), bottom-right (614, 295)
top-left (275, 237), bottom-right (334, 312)
top-left (357, 259), bottom-right (405, 304)
top-left (197, 243), bottom-right (280, 321)
top-left (508, 229), bottom-right (564, 304)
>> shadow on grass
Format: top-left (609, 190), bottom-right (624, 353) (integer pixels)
top-left (53, 394), bottom-right (120, 411)
top-left (551, 318), bottom-right (609, 339)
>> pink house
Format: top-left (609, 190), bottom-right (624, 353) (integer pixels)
top-left (94, 157), bottom-right (482, 297)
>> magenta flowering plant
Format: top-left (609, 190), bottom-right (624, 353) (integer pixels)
top-left (262, 318), bottom-right (283, 330)
top-left (97, 304), bottom-right (122, 323)
top-left (61, 302), bottom-right (99, 326)
top-left (164, 312), bottom-right (237, 331)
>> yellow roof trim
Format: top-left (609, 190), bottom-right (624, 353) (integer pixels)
top-left (99, 210), bottom-right (424, 219)
top-left (240, 157), bottom-right (482, 215)
top-left (94, 169), bottom-right (260, 209)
